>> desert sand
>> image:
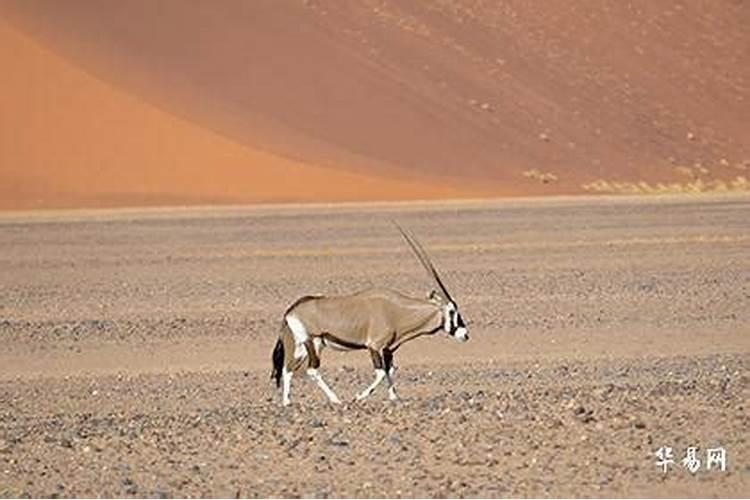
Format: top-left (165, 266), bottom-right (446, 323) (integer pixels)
top-left (0, 18), bottom-right (469, 210)
top-left (0, 194), bottom-right (747, 497)
top-left (2, 1), bottom-right (749, 208)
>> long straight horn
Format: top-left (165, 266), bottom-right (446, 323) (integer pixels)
top-left (393, 221), bottom-right (454, 302)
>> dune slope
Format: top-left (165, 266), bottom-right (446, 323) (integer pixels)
top-left (0, 19), bottom-right (469, 209)
top-left (1, 1), bottom-right (749, 207)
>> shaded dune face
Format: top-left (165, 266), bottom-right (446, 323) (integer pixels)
top-left (1, 0), bottom-right (749, 208)
top-left (0, 18), bottom-right (473, 209)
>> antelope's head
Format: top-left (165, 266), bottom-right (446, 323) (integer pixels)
top-left (396, 223), bottom-right (469, 342)
top-left (427, 290), bottom-right (468, 341)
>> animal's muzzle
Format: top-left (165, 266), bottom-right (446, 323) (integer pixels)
top-left (454, 326), bottom-right (469, 342)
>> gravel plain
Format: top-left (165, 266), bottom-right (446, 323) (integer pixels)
top-left (1, 195), bottom-right (748, 497)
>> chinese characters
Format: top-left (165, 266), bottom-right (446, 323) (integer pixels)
top-left (655, 446), bottom-right (726, 474)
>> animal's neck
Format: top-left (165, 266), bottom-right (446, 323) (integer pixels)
top-left (392, 302), bottom-right (442, 348)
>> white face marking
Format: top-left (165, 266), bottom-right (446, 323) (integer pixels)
top-left (454, 326), bottom-right (468, 342)
top-left (442, 302), bottom-right (468, 341)
top-left (443, 302), bottom-right (457, 333)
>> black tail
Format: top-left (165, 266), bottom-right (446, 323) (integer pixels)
top-left (271, 338), bottom-right (284, 388)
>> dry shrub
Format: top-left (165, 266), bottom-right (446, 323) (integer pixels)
top-left (582, 176), bottom-right (749, 195)
top-left (523, 169), bottom-right (559, 184)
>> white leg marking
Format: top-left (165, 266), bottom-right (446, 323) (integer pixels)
top-left (307, 368), bottom-right (341, 404)
top-left (356, 369), bottom-right (386, 401)
top-left (386, 367), bottom-right (398, 401)
top-left (313, 337), bottom-right (324, 353)
top-left (282, 367), bottom-right (293, 406)
top-left (387, 386), bottom-right (398, 401)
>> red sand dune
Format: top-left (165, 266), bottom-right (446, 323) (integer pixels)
top-left (1, 1), bottom-right (748, 208)
top-left (0, 19), bottom-right (470, 209)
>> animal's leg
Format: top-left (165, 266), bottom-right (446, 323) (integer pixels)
top-left (282, 367), bottom-right (293, 406)
top-left (305, 339), bottom-right (320, 369)
top-left (383, 348), bottom-right (398, 401)
top-left (356, 349), bottom-right (387, 401)
top-left (356, 370), bottom-right (385, 401)
top-left (306, 369), bottom-right (341, 404)
top-left (305, 339), bottom-right (341, 404)
top-left (282, 314), bottom-right (308, 406)
top-left (280, 326), bottom-right (300, 406)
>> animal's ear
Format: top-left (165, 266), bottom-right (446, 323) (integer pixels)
top-left (428, 290), bottom-right (441, 302)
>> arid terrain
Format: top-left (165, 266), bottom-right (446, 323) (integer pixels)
top-left (2, 1), bottom-right (749, 208)
top-left (0, 194), bottom-right (747, 497)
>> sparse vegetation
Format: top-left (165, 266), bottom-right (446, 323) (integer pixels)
top-left (674, 165), bottom-right (710, 179)
top-left (523, 169), bottom-right (559, 184)
top-left (582, 176), bottom-right (749, 194)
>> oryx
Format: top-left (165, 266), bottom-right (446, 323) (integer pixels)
top-left (270, 223), bottom-right (468, 405)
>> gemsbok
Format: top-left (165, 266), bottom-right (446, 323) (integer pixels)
top-left (270, 223), bottom-right (468, 405)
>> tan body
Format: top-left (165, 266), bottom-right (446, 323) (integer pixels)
top-left (287, 288), bottom-right (443, 354)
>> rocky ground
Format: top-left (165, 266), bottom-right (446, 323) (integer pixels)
top-left (0, 195), bottom-right (748, 497)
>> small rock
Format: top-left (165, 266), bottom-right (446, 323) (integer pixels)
top-left (574, 405), bottom-right (595, 423)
